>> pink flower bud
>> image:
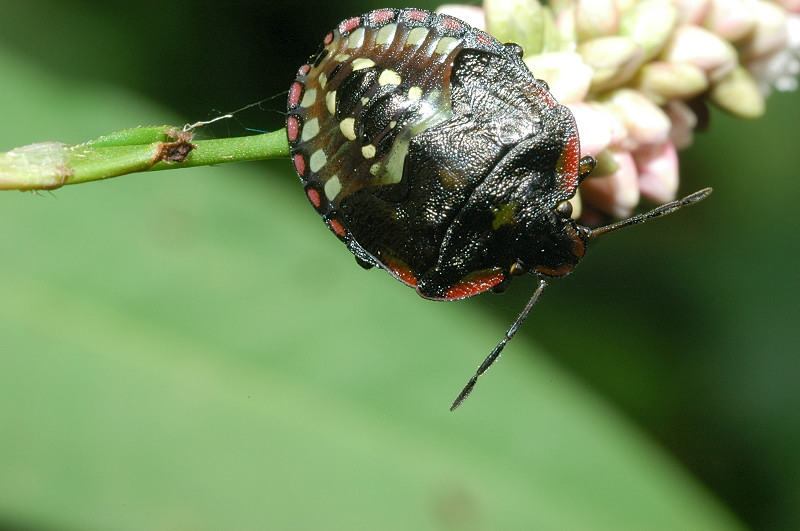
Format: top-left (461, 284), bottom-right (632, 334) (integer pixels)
top-left (672, 0), bottom-right (713, 25)
top-left (705, 0), bottom-right (757, 41)
top-left (661, 25), bottom-right (738, 81)
top-left (601, 88), bottom-right (671, 149)
top-left (566, 102), bottom-right (613, 156)
top-left (579, 149), bottom-right (640, 218)
top-left (634, 141), bottom-right (679, 203)
top-left (665, 100), bottom-right (699, 149)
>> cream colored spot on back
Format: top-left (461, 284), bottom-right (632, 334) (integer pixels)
top-left (339, 117), bottom-right (357, 140)
top-left (376, 23), bottom-right (397, 46)
top-left (370, 162), bottom-right (382, 176)
top-left (351, 57), bottom-right (376, 71)
top-left (318, 72), bottom-right (327, 89)
top-left (309, 149), bottom-right (327, 172)
top-left (361, 145), bottom-right (376, 159)
top-left (347, 27), bottom-right (365, 49)
top-left (380, 140), bottom-right (408, 185)
top-left (326, 90), bottom-right (337, 114)
top-left (405, 27), bottom-right (429, 47)
top-left (333, 53), bottom-right (351, 62)
top-left (301, 117), bottom-right (320, 141)
top-left (378, 69), bottom-right (402, 86)
top-left (324, 175), bottom-right (342, 201)
top-left (300, 88), bottom-right (317, 108)
top-left (407, 86), bottom-right (423, 100)
top-left (435, 36), bottom-right (460, 55)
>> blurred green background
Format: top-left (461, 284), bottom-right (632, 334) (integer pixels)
top-left (0, 1), bottom-right (797, 529)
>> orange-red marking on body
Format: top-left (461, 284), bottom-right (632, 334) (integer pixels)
top-left (306, 188), bottom-right (321, 208)
top-left (329, 218), bottom-right (347, 238)
top-left (445, 270), bottom-right (505, 299)
top-left (442, 16), bottom-right (462, 31)
top-left (288, 82), bottom-right (303, 107)
top-left (476, 32), bottom-right (493, 47)
top-left (389, 266), bottom-right (418, 287)
top-left (406, 9), bottom-right (427, 21)
top-left (371, 9), bottom-right (395, 24)
top-left (293, 153), bottom-right (306, 175)
top-left (556, 131), bottom-right (581, 194)
top-left (286, 116), bottom-right (299, 142)
top-left (339, 16), bottom-right (361, 34)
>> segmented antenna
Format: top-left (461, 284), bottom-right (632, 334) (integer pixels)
top-left (450, 278), bottom-right (546, 411)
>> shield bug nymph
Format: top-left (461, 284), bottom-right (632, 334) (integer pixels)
top-left (286, 8), bottom-right (711, 410)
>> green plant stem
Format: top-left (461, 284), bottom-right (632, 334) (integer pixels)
top-left (151, 132), bottom-right (290, 171)
top-left (0, 126), bottom-right (290, 191)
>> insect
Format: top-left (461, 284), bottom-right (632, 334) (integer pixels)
top-left (286, 8), bottom-right (711, 410)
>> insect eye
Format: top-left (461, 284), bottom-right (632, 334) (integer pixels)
top-left (556, 200), bottom-right (573, 219)
top-left (509, 261), bottom-right (527, 276)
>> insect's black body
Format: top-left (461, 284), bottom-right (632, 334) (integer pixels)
top-left (287, 8), bottom-right (711, 409)
top-left (287, 8), bottom-right (586, 301)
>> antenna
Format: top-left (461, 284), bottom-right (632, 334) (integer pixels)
top-left (449, 187), bottom-right (712, 411)
top-left (450, 277), bottom-right (547, 411)
top-left (588, 188), bottom-right (712, 239)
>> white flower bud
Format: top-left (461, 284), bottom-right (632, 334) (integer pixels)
top-left (578, 36), bottom-right (645, 91)
top-left (635, 61), bottom-right (709, 103)
top-left (575, 0), bottom-right (620, 40)
top-left (525, 52), bottom-right (593, 102)
top-left (619, 0), bottom-right (678, 61)
top-left (710, 65), bottom-right (766, 117)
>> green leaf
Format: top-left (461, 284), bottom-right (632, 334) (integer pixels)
top-left (0, 35), bottom-right (740, 531)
